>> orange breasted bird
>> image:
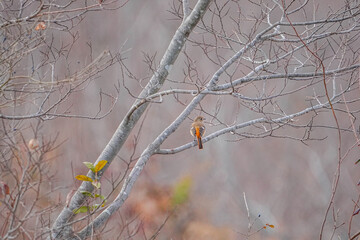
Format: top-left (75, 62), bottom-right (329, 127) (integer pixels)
top-left (190, 116), bottom-right (205, 149)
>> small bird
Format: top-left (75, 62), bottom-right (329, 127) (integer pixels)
top-left (190, 116), bottom-right (206, 149)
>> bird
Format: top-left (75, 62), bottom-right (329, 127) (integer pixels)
top-left (190, 116), bottom-right (205, 149)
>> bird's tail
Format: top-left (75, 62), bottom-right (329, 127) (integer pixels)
top-left (197, 137), bottom-right (203, 149)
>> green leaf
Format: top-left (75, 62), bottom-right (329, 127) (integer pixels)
top-left (94, 160), bottom-right (107, 173)
top-left (92, 181), bottom-right (101, 189)
top-left (75, 175), bottom-right (93, 182)
top-left (83, 162), bottom-right (95, 172)
top-left (93, 203), bottom-right (101, 209)
top-left (355, 159), bottom-right (360, 165)
top-left (91, 203), bottom-right (105, 211)
top-left (171, 176), bottom-right (192, 206)
top-left (73, 206), bottom-right (90, 214)
top-left (94, 193), bottom-right (105, 200)
top-left (80, 191), bottom-right (94, 198)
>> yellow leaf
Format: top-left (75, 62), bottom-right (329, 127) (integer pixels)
top-left (266, 223), bottom-right (275, 228)
top-left (35, 22), bottom-right (46, 31)
top-left (94, 160), bottom-right (107, 173)
top-left (75, 175), bottom-right (93, 182)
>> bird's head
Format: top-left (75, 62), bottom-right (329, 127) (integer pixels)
top-left (194, 116), bottom-right (205, 122)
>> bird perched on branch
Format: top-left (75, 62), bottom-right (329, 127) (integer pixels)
top-left (190, 116), bottom-right (205, 149)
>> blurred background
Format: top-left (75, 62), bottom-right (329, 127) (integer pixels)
top-left (49, 0), bottom-right (360, 239)
top-left (1, 0), bottom-right (360, 239)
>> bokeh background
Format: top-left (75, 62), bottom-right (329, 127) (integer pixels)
top-left (14, 0), bottom-right (359, 239)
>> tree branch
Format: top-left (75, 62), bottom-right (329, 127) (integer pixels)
top-left (49, 0), bottom-right (213, 239)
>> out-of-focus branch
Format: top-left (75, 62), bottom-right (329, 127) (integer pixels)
top-left (0, 1), bottom-right (129, 239)
top-left (0, 51), bottom-right (116, 120)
